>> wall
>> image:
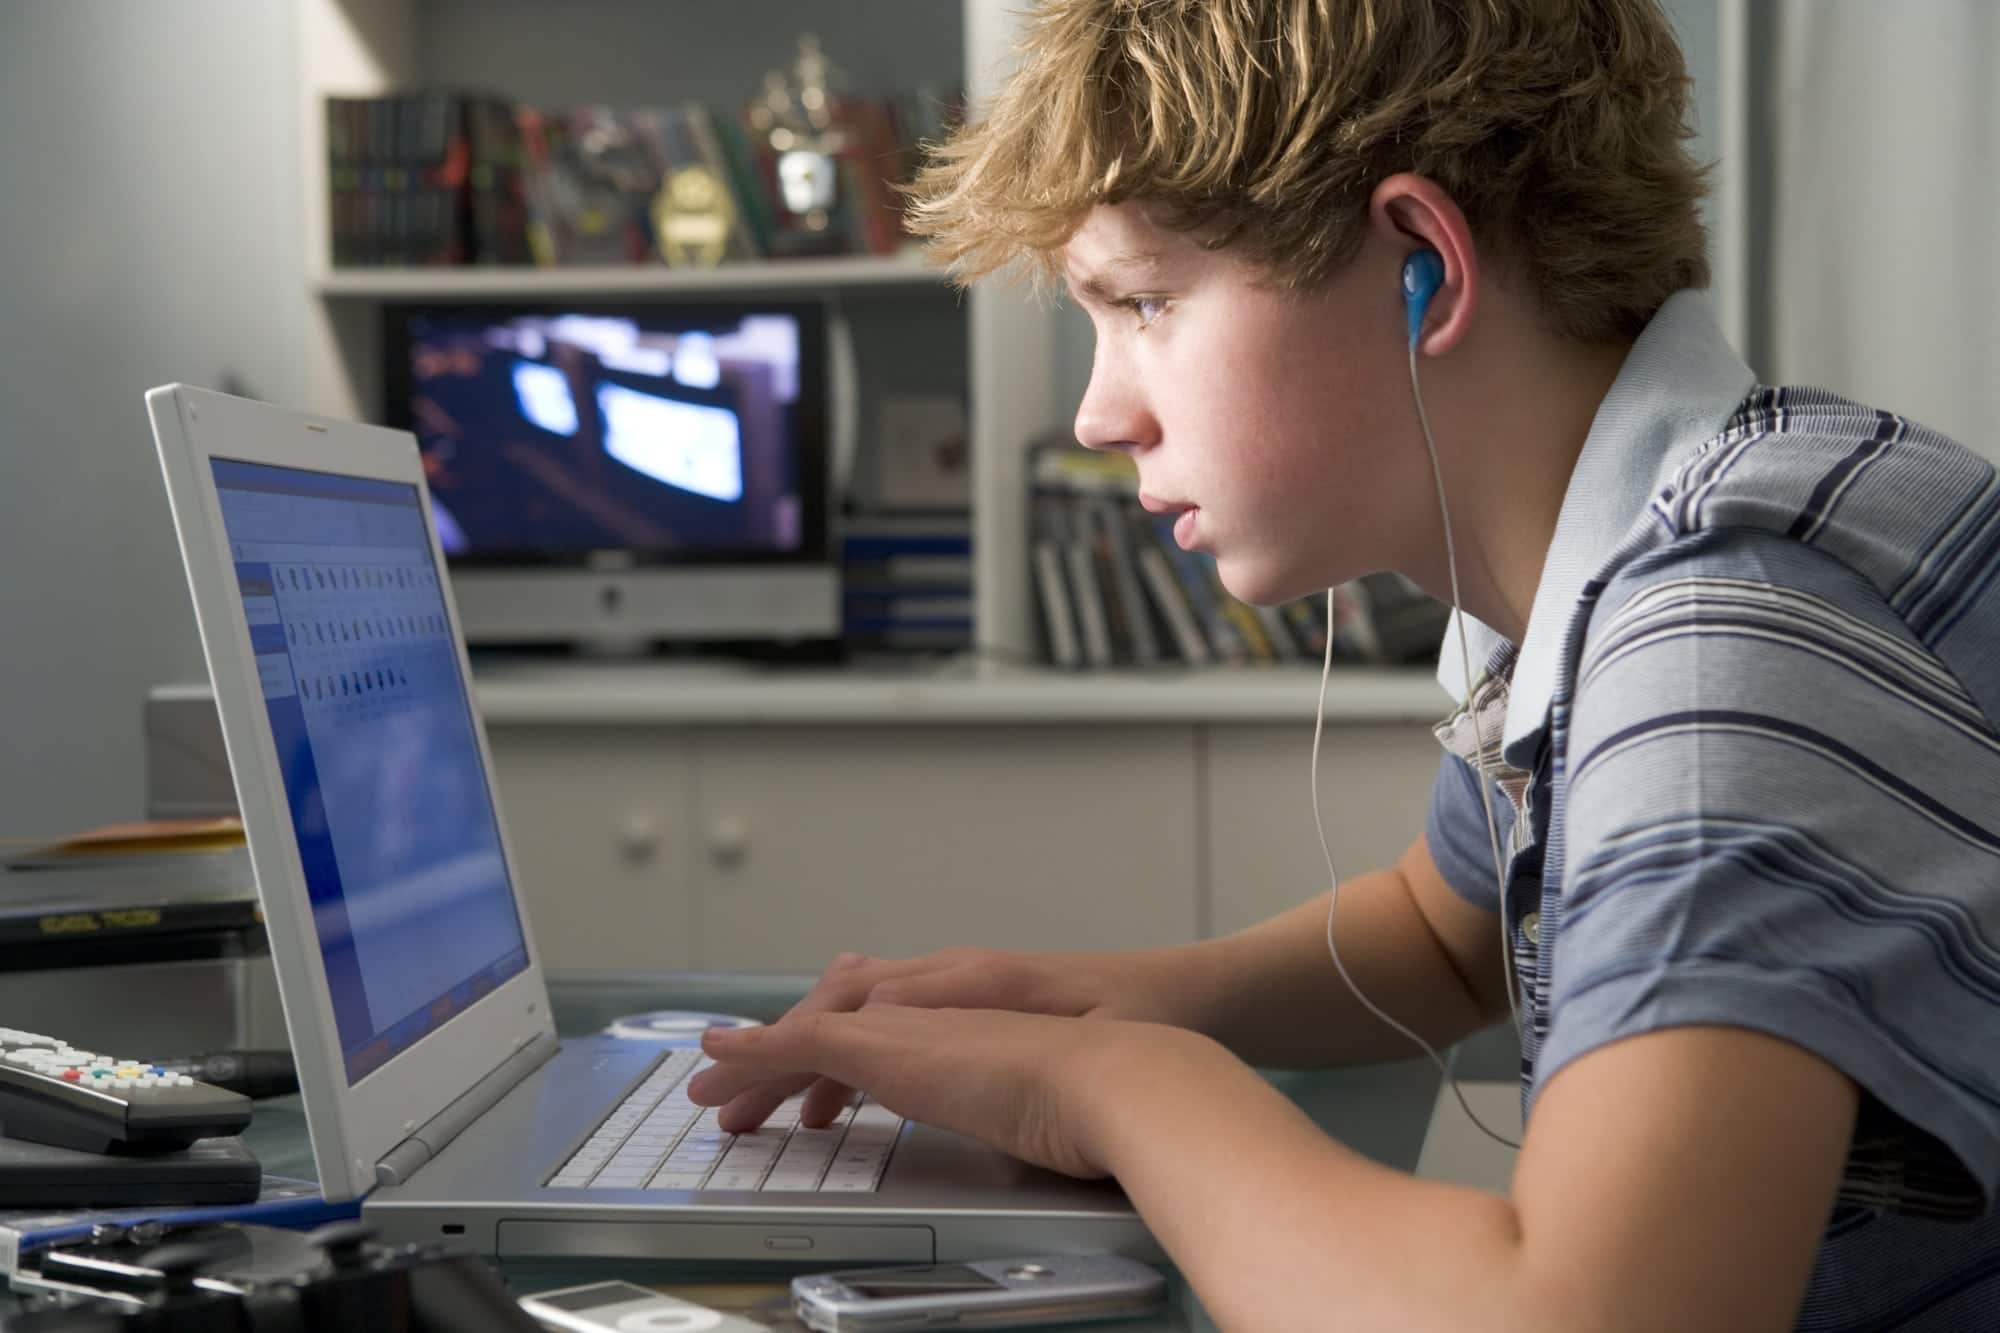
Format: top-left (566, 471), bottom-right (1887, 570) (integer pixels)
top-left (0, 2), bottom-right (309, 835)
top-left (1763, 0), bottom-right (1997, 458)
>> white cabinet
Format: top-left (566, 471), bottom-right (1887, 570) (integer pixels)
top-left (485, 722), bottom-right (1201, 973)
top-left (692, 725), bottom-right (1199, 970)
top-left (474, 667), bottom-right (1448, 972)
top-left (486, 727), bottom-right (700, 970)
top-left (1202, 723), bottom-right (1443, 939)
top-left (155, 668), bottom-right (1447, 971)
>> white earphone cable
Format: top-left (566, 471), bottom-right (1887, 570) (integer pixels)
top-left (1311, 338), bottom-right (1522, 1152)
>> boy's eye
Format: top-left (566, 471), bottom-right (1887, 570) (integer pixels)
top-left (1125, 295), bottom-right (1169, 329)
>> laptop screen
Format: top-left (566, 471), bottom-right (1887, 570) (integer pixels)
top-left (209, 458), bottom-right (530, 1085)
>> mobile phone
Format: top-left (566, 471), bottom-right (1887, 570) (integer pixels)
top-left (518, 1279), bottom-right (773, 1333)
top-left (790, 1255), bottom-right (1167, 1332)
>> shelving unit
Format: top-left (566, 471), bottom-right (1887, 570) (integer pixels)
top-left (292, 0), bottom-right (1068, 665)
top-left (309, 251), bottom-right (939, 299)
top-left (189, 0), bottom-right (1476, 977)
top-left (288, 0), bottom-right (1455, 694)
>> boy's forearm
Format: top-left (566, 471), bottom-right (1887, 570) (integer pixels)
top-left (1128, 869), bottom-right (1494, 1067)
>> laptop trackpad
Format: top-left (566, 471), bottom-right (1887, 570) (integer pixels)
top-left (496, 1219), bottom-right (933, 1263)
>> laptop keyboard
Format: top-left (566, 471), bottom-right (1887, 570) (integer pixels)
top-left (547, 1050), bottom-right (906, 1193)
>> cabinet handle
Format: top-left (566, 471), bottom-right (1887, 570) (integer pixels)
top-left (708, 815), bottom-right (750, 866)
top-left (617, 813), bottom-right (661, 863)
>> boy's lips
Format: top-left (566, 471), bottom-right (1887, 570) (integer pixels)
top-left (1139, 494), bottom-right (1202, 548)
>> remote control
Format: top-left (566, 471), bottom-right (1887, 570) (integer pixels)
top-left (0, 1026), bottom-right (253, 1153)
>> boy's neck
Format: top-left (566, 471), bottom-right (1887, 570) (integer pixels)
top-left (1411, 316), bottom-right (1634, 646)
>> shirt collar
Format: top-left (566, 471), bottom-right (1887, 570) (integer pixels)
top-left (1434, 289), bottom-right (1757, 762)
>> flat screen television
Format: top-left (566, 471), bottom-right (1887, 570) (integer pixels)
top-left (381, 299), bottom-right (836, 647)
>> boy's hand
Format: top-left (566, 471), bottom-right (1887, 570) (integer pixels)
top-left (687, 947), bottom-right (1157, 1133)
top-left (691, 1005), bottom-right (1207, 1180)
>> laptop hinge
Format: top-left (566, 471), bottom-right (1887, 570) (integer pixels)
top-left (375, 1028), bottom-right (558, 1187)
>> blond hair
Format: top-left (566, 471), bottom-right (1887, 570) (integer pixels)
top-left (907, 0), bottom-right (1711, 342)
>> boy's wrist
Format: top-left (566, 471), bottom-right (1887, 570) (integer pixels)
top-left (1103, 938), bottom-right (1237, 1038)
top-left (1063, 1020), bottom-right (1235, 1180)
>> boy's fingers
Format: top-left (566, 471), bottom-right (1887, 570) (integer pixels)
top-left (713, 1071), bottom-right (815, 1134)
top-left (800, 1076), bottom-right (858, 1128)
top-left (688, 1021), bottom-right (823, 1103)
top-left (707, 1011), bottom-right (888, 1090)
top-left (869, 964), bottom-right (1017, 1012)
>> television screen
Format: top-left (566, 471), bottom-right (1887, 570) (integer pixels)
top-left (383, 301), bottom-right (826, 565)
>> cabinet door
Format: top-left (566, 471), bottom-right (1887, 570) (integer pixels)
top-left (692, 726), bottom-right (1200, 971)
top-left (1203, 721), bottom-right (1442, 938)
top-left (483, 726), bottom-right (697, 971)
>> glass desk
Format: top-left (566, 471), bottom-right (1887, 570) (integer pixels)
top-left (33, 970), bottom-right (1463, 1332)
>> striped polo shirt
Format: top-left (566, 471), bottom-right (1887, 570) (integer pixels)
top-left (1425, 290), bottom-right (2000, 1329)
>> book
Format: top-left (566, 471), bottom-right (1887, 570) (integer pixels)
top-left (839, 510), bottom-right (974, 656)
top-left (1328, 580), bottom-right (1383, 662)
top-left (328, 84), bottom-right (953, 272)
top-left (1091, 497), bottom-right (1161, 666)
top-left (1018, 436), bottom-right (1450, 670)
top-left (1134, 542), bottom-right (1212, 665)
top-left (1031, 497), bottom-right (1082, 670)
top-left (1282, 595), bottom-right (1330, 660)
top-left (1062, 507), bottom-right (1114, 669)
top-left (1360, 572), bottom-right (1453, 664)
top-left (1254, 602), bottom-right (1305, 662)
top-left (1145, 513), bottom-right (1247, 664)
top-left (3, 817), bottom-right (255, 911)
top-left (5, 817), bottom-right (243, 863)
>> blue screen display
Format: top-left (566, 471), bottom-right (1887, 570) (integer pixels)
top-left (210, 458), bottom-right (529, 1085)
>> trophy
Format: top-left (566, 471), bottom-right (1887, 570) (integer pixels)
top-left (748, 34), bottom-right (854, 256)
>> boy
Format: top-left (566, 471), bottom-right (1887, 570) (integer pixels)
top-left (691, 2), bottom-right (2000, 1327)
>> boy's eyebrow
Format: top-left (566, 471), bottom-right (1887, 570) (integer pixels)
top-left (1063, 247), bottom-right (1167, 304)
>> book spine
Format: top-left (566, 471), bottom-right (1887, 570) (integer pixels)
top-left (1072, 496), bottom-right (1135, 663)
top-left (1254, 603), bottom-right (1304, 662)
top-left (1136, 545), bottom-right (1211, 664)
top-left (1149, 514), bottom-right (1247, 663)
top-left (1065, 540), bottom-right (1114, 669)
top-left (1093, 498), bottom-right (1160, 666)
top-left (1329, 581), bottom-right (1384, 662)
top-left (1219, 596), bottom-right (1274, 662)
top-left (1031, 497), bottom-right (1081, 669)
top-left (324, 97), bottom-right (354, 269)
top-left (1282, 596), bottom-right (1329, 659)
top-left (711, 112), bottom-right (775, 254)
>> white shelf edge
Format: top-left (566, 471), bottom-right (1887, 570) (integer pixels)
top-left (311, 252), bottom-right (944, 299)
top-left (471, 663), bottom-right (1449, 726)
top-left (152, 665), bottom-right (1448, 726)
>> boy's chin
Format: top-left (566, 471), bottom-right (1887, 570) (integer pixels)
top-left (1214, 555), bottom-right (1321, 608)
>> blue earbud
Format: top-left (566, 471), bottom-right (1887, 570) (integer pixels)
top-left (1402, 249), bottom-right (1444, 348)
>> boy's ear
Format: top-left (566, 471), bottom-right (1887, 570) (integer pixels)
top-left (1370, 173), bottom-right (1479, 358)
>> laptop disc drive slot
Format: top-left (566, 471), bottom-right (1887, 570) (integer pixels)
top-left (496, 1219), bottom-right (934, 1264)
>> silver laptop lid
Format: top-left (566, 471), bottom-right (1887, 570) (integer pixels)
top-left (149, 385), bottom-right (556, 1201)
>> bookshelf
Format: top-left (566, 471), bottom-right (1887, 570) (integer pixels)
top-left (289, 0), bottom-right (1459, 688)
top-left (292, 0), bottom-right (1065, 666)
top-left (310, 252), bottom-right (940, 299)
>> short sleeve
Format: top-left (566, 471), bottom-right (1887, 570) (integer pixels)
top-left (1542, 529), bottom-right (2000, 1216)
top-left (1425, 750), bottom-right (1515, 916)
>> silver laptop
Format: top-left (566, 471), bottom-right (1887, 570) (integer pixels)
top-left (146, 383), bottom-right (1152, 1267)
